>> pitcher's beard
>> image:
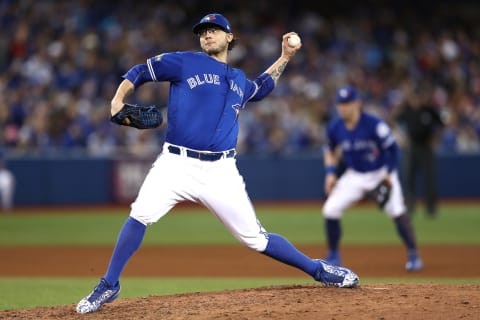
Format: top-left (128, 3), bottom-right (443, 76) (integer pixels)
top-left (203, 42), bottom-right (228, 56)
top-left (204, 47), bottom-right (224, 55)
top-left (205, 48), bottom-right (221, 55)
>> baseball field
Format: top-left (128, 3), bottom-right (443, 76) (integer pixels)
top-left (0, 201), bottom-right (479, 319)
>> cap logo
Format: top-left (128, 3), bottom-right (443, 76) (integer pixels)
top-left (204, 15), bottom-right (216, 21)
top-left (339, 89), bottom-right (349, 97)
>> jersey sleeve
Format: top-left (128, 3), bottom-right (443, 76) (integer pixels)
top-left (122, 64), bottom-right (154, 89)
top-left (375, 121), bottom-right (399, 172)
top-left (146, 52), bottom-right (183, 82)
top-left (244, 73), bottom-right (275, 102)
top-left (375, 121), bottom-right (396, 149)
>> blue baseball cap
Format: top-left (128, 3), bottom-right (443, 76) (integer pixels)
top-left (336, 85), bottom-right (359, 103)
top-left (192, 13), bottom-right (232, 34)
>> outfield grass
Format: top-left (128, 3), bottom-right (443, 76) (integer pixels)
top-left (0, 203), bottom-right (479, 245)
top-left (0, 202), bottom-right (479, 311)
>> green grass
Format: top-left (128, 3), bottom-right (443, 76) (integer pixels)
top-left (0, 203), bottom-right (479, 245)
top-left (0, 202), bottom-right (479, 311)
top-left (0, 277), bottom-right (313, 311)
top-left (1, 276), bottom-right (479, 311)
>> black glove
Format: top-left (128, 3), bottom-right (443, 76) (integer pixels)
top-left (110, 103), bottom-right (163, 129)
top-left (366, 179), bottom-right (392, 209)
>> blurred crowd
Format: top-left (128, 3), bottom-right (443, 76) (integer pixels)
top-left (1, 0), bottom-right (480, 158)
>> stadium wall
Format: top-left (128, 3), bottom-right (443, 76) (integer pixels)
top-left (6, 153), bottom-right (480, 205)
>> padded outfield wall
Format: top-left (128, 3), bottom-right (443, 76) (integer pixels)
top-left (5, 153), bottom-right (480, 205)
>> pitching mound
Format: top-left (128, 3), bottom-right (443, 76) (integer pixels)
top-left (1, 283), bottom-right (479, 320)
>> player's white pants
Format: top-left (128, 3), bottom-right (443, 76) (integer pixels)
top-left (323, 167), bottom-right (406, 219)
top-left (130, 145), bottom-right (269, 252)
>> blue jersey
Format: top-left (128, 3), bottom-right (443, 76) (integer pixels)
top-left (126, 51), bottom-right (274, 152)
top-left (325, 112), bottom-right (398, 172)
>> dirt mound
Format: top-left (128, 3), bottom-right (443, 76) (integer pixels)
top-left (1, 244), bottom-right (479, 319)
top-left (1, 283), bottom-right (479, 320)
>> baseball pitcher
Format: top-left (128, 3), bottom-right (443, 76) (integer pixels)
top-left (322, 85), bottom-right (423, 271)
top-left (77, 13), bottom-right (359, 314)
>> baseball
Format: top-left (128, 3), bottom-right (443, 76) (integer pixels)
top-left (287, 34), bottom-right (301, 47)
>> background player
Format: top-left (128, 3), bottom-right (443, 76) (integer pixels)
top-left (76, 13), bottom-right (359, 314)
top-left (321, 85), bottom-right (423, 272)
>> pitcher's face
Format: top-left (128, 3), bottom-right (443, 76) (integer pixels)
top-left (198, 27), bottom-right (232, 55)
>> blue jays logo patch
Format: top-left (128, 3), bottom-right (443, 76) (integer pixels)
top-left (232, 103), bottom-right (241, 117)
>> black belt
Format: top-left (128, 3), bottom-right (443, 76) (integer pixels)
top-left (167, 145), bottom-right (235, 161)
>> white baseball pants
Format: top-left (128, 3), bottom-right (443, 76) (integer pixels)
top-left (130, 144), bottom-right (269, 252)
top-left (323, 167), bottom-right (406, 219)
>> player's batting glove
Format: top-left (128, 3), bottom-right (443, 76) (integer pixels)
top-left (366, 179), bottom-right (392, 209)
top-left (110, 103), bottom-right (163, 129)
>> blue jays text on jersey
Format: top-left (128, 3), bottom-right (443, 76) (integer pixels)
top-left (123, 51), bottom-right (274, 152)
top-left (325, 112), bottom-right (399, 173)
top-left (186, 73), bottom-right (222, 88)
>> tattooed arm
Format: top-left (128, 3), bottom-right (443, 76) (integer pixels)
top-left (246, 32), bottom-right (302, 102)
top-left (264, 32), bottom-right (302, 84)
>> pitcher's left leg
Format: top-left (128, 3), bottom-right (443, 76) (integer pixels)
top-left (200, 160), bottom-right (359, 287)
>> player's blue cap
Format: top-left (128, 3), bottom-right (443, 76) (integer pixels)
top-left (192, 13), bottom-right (232, 34)
top-left (336, 85), bottom-right (359, 103)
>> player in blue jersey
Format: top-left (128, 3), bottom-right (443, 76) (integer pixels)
top-left (76, 13), bottom-right (359, 314)
top-left (321, 85), bottom-right (423, 272)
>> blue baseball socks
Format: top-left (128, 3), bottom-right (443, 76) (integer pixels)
top-left (394, 213), bottom-right (417, 252)
top-left (262, 233), bottom-right (318, 277)
top-left (104, 216), bottom-right (146, 286)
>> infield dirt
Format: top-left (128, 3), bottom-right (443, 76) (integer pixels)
top-left (1, 244), bottom-right (479, 319)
